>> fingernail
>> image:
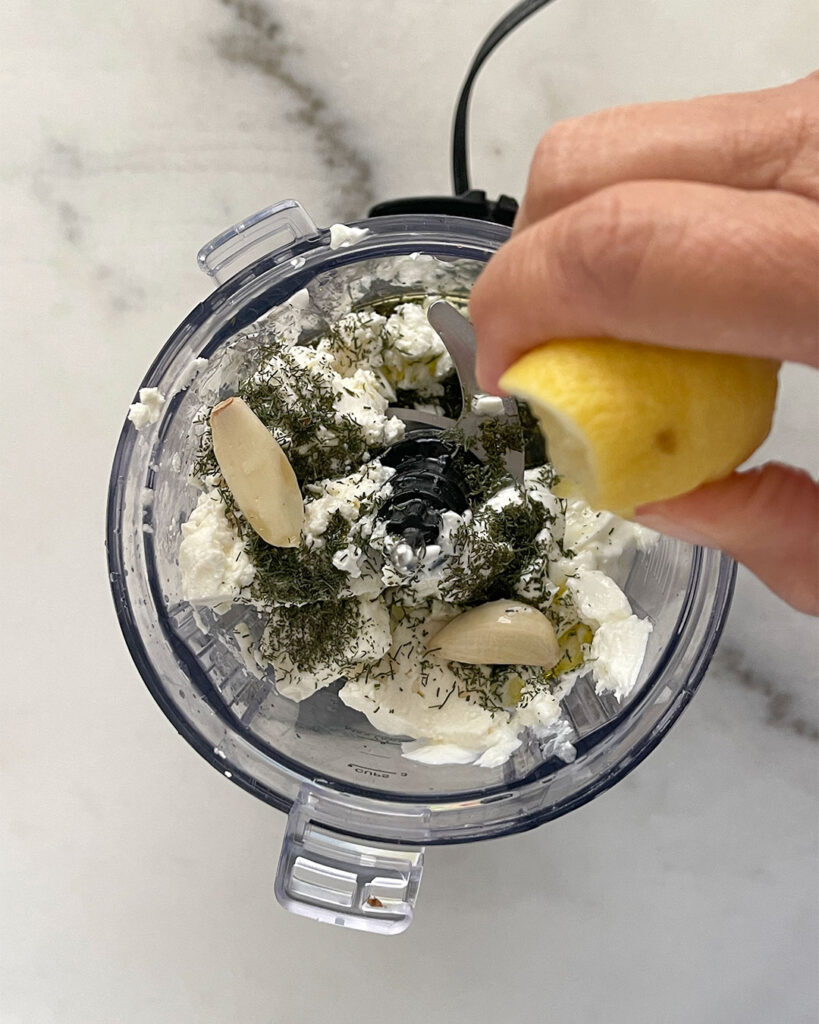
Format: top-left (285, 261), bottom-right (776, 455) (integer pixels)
top-left (633, 510), bottom-right (715, 549)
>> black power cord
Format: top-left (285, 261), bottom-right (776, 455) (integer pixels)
top-left (369, 0), bottom-right (556, 225)
top-left (452, 0), bottom-right (558, 196)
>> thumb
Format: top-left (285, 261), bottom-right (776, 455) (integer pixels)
top-left (634, 463), bottom-right (819, 616)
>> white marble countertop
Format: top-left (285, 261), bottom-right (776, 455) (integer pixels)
top-left (2, 1), bottom-right (817, 1021)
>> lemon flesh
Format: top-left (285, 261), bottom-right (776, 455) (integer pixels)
top-left (500, 339), bottom-right (779, 518)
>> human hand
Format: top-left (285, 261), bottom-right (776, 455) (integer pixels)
top-left (470, 74), bottom-right (819, 614)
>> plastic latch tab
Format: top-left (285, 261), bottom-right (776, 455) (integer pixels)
top-left (275, 799), bottom-right (425, 935)
top-left (197, 199), bottom-right (319, 285)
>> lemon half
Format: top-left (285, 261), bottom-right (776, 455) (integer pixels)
top-left (500, 339), bottom-right (779, 517)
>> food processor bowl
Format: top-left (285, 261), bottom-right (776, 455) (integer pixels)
top-left (107, 200), bottom-right (735, 933)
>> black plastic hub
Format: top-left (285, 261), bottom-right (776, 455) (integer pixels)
top-left (379, 430), bottom-right (479, 548)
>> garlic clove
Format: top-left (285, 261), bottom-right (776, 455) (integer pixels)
top-left (210, 396), bottom-right (304, 547)
top-left (427, 600), bottom-right (560, 668)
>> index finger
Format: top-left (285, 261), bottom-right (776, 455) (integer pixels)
top-left (514, 73), bottom-right (819, 234)
top-left (471, 180), bottom-right (819, 393)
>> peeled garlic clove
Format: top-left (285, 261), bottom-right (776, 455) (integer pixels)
top-left (210, 396), bottom-right (304, 547)
top-left (427, 600), bottom-right (560, 668)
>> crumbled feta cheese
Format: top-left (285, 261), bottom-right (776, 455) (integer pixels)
top-left (401, 742), bottom-right (486, 765)
top-left (562, 500), bottom-right (656, 572)
top-left (524, 468), bottom-right (563, 522)
top-left (302, 462), bottom-right (394, 542)
top-left (316, 309), bottom-right (388, 378)
top-left (484, 484), bottom-right (524, 514)
top-left (254, 341), bottom-right (404, 452)
top-left (340, 605), bottom-right (523, 765)
top-left (382, 303), bottom-right (453, 391)
top-left (472, 394), bottom-right (506, 416)
top-left (328, 223), bottom-right (370, 249)
top-left (566, 569), bottom-right (632, 630)
top-left (179, 490), bottom-right (254, 607)
top-left (128, 387), bottom-right (165, 429)
top-left (332, 369), bottom-right (403, 447)
top-left (176, 293), bottom-right (658, 769)
top-left (564, 564), bottom-right (652, 699)
top-left (514, 551), bottom-right (559, 607)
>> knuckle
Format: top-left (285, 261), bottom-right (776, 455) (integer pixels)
top-left (531, 119), bottom-right (577, 175)
top-left (751, 464), bottom-right (819, 615)
top-left (786, 108), bottom-right (819, 193)
top-left (764, 78), bottom-right (819, 196)
top-left (747, 463), bottom-right (816, 516)
top-left (527, 119), bottom-right (585, 205)
top-left (552, 185), bottom-right (658, 306)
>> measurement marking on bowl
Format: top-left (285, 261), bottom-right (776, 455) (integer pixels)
top-left (348, 763), bottom-right (408, 778)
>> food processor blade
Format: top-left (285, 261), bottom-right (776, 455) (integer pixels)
top-left (427, 299), bottom-right (525, 483)
top-left (378, 301), bottom-right (527, 572)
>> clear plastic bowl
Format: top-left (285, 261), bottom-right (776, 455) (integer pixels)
top-left (107, 201), bottom-right (735, 933)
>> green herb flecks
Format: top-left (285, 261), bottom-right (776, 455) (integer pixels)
top-left (261, 597), bottom-right (363, 673)
top-left (436, 662), bottom-right (508, 714)
top-left (418, 656), bottom-right (556, 716)
top-left (516, 622), bottom-right (593, 708)
top-left (441, 494), bottom-right (546, 605)
top-left (313, 312), bottom-right (386, 379)
top-left (186, 295), bottom-right (587, 701)
top-left (236, 343), bottom-right (372, 485)
top-left (244, 509), bottom-right (351, 607)
top-left (442, 410), bottom-right (534, 506)
top-left (193, 337), bottom-right (378, 491)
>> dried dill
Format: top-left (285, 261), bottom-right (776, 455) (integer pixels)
top-left (193, 337), bottom-right (377, 492)
top-left (442, 411), bottom-right (530, 506)
top-left (244, 509), bottom-right (351, 606)
top-left (516, 624), bottom-right (593, 708)
top-left (442, 496), bottom-right (545, 605)
top-left (312, 312), bottom-right (385, 376)
top-left (421, 659), bottom-right (557, 715)
top-left (237, 343), bottom-right (372, 484)
top-left (260, 598), bottom-right (363, 673)
top-left (445, 663), bottom-right (509, 713)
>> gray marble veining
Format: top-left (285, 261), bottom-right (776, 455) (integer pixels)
top-left (215, 0), bottom-right (376, 218)
top-left (717, 644), bottom-right (819, 742)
